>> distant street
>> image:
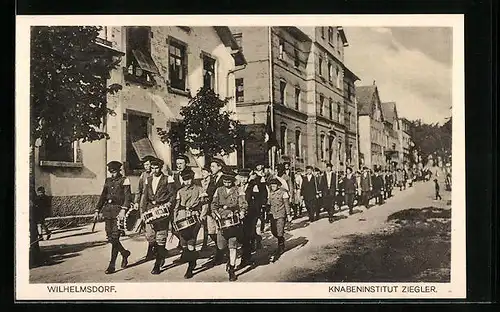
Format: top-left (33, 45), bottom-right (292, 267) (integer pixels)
top-left (30, 179), bottom-right (451, 283)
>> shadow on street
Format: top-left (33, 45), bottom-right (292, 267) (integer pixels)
top-left (286, 207), bottom-right (451, 283)
top-left (32, 240), bottom-right (108, 268)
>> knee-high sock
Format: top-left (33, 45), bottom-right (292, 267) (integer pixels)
top-left (229, 248), bottom-right (237, 266)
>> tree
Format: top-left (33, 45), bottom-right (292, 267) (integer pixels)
top-left (409, 118), bottom-right (452, 166)
top-left (29, 26), bottom-right (123, 267)
top-left (157, 87), bottom-right (244, 162)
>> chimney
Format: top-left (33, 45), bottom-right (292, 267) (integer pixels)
top-left (373, 80), bottom-right (376, 85)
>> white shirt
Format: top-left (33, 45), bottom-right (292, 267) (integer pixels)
top-left (306, 174), bottom-right (313, 182)
top-left (326, 172), bottom-right (332, 188)
top-left (152, 175), bottom-right (161, 195)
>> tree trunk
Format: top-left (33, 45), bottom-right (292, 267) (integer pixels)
top-left (29, 143), bottom-right (41, 268)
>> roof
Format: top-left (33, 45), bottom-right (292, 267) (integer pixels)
top-left (343, 66), bottom-right (360, 81)
top-left (381, 102), bottom-right (398, 124)
top-left (213, 26), bottom-right (247, 66)
top-left (356, 85), bottom-right (377, 115)
top-left (282, 26), bottom-right (311, 42)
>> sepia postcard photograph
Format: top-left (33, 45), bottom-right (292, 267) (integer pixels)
top-left (15, 14), bottom-right (465, 301)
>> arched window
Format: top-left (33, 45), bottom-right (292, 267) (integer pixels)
top-left (319, 94), bottom-right (325, 116)
top-left (337, 103), bottom-right (341, 123)
top-left (320, 133), bottom-right (326, 160)
top-left (328, 135), bottom-right (334, 162)
top-left (336, 67), bottom-right (341, 88)
top-left (329, 98), bottom-right (333, 120)
top-left (280, 124), bottom-right (288, 155)
top-left (295, 130), bottom-right (302, 158)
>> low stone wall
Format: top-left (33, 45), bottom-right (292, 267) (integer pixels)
top-left (49, 195), bottom-right (101, 217)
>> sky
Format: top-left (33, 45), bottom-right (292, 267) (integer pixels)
top-left (343, 27), bottom-right (453, 125)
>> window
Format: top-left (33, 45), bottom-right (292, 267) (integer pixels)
top-left (319, 94), bottom-right (324, 116)
top-left (336, 68), bottom-right (341, 88)
top-left (169, 39), bottom-right (187, 90)
top-left (295, 130), bottom-right (302, 157)
top-left (279, 38), bottom-right (284, 60)
top-left (233, 33), bottom-right (243, 52)
top-left (97, 26), bottom-right (112, 47)
top-left (347, 112), bottom-right (352, 129)
top-left (294, 87), bottom-right (301, 110)
top-left (328, 27), bottom-right (334, 44)
top-left (294, 48), bottom-right (300, 67)
top-left (347, 144), bottom-right (353, 163)
top-left (347, 83), bottom-right (353, 100)
top-left (319, 57), bottom-right (323, 76)
top-left (321, 27), bottom-right (325, 38)
top-left (235, 78), bottom-right (244, 103)
top-left (279, 80), bottom-right (287, 105)
top-left (126, 111), bottom-right (157, 173)
top-left (328, 136), bottom-right (334, 161)
top-left (337, 103), bottom-right (341, 123)
top-left (329, 98), bottom-right (333, 120)
top-left (126, 27), bottom-right (159, 84)
top-left (320, 134), bottom-right (326, 160)
top-left (328, 62), bottom-right (333, 82)
top-left (41, 138), bottom-right (76, 163)
top-left (280, 125), bottom-right (288, 155)
top-left (338, 141), bottom-right (342, 162)
top-left (337, 32), bottom-right (341, 50)
top-left (202, 54), bottom-right (216, 90)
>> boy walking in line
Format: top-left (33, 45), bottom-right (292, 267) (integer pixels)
top-left (434, 178), bottom-right (442, 200)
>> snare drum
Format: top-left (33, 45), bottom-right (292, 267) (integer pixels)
top-left (144, 204), bottom-right (170, 225)
top-left (173, 213), bottom-right (200, 232)
top-left (216, 211), bottom-right (241, 230)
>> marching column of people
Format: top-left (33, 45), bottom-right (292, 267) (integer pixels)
top-left (93, 153), bottom-right (435, 280)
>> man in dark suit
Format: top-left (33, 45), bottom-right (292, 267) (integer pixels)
top-left (206, 157), bottom-right (226, 264)
top-left (144, 158), bottom-right (177, 275)
top-left (93, 161), bottom-right (132, 274)
top-left (300, 165), bottom-right (320, 222)
top-left (343, 167), bottom-right (358, 215)
top-left (319, 163), bottom-right (337, 223)
top-left (360, 166), bottom-right (373, 208)
top-left (372, 167), bottom-right (385, 205)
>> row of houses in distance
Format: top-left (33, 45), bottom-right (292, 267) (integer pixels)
top-left (32, 26), bottom-right (415, 217)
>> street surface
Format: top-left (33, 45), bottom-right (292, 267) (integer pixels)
top-left (30, 179), bottom-right (451, 283)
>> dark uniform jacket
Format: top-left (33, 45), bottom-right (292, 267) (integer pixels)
top-left (343, 174), bottom-right (358, 194)
top-left (247, 177), bottom-right (268, 216)
top-left (300, 174), bottom-right (320, 201)
top-left (319, 171), bottom-right (337, 197)
top-left (206, 172), bottom-right (224, 202)
top-left (144, 174), bottom-right (177, 212)
top-left (96, 174), bottom-right (132, 219)
top-left (34, 194), bottom-right (51, 222)
top-left (360, 171), bottom-right (372, 192)
top-left (372, 174), bottom-right (384, 193)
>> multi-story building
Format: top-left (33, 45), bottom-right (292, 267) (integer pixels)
top-left (231, 26), bottom-right (358, 170)
top-left (33, 26), bottom-right (246, 216)
top-left (399, 117), bottom-right (414, 165)
top-left (356, 82), bottom-right (386, 169)
top-left (381, 102), bottom-right (403, 168)
top-left (343, 67), bottom-right (360, 171)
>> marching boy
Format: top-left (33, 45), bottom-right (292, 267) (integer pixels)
top-left (267, 178), bottom-right (292, 262)
top-left (211, 173), bottom-right (248, 281)
top-left (94, 161), bottom-right (132, 274)
top-left (173, 169), bottom-right (203, 279)
top-left (34, 186), bottom-right (52, 241)
top-left (434, 178), bottom-right (442, 200)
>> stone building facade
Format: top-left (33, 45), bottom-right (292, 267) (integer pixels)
top-left (230, 26), bottom-right (358, 170)
top-left (356, 83), bottom-right (386, 169)
top-left (33, 26), bottom-right (245, 216)
top-left (381, 101), bottom-right (403, 168)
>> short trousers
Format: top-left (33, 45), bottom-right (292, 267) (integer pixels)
top-left (144, 220), bottom-right (169, 246)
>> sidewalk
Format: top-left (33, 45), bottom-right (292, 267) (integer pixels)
top-left (30, 180), bottom-right (451, 283)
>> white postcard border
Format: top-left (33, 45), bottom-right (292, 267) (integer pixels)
top-left (15, 14), bottom-right (466, 301)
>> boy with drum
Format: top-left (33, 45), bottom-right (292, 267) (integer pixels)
top-left (211, 173), bottom-right (248, 281)
top-left (144, 158), bottom-right (177, 275)
top-left (173, 169), bottom-right (203, 279)
top-left (93, 161), bottom-right (132, 274)
top-left (267, 178), bottom-right (292, 262)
